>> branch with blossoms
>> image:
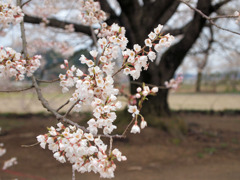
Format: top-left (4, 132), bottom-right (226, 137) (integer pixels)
top-left (1, 0), bottom-right (178, 179)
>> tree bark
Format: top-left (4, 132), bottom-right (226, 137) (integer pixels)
top-left (130, 0), bottom-right (212, 116)
top-left (195, 71), bottom-right (202, 92)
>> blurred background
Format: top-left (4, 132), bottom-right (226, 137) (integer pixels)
top-left (1, 0), bottom-right (240, 179)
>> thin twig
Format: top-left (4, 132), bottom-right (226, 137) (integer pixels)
top-left (210, 15), bottom-right (238, 20)
top-left (112, 65), bottom-right (125, 77)
top-left (21, 142), bottom-right (40, 148)
top-left (109, 137), bottom-right (113, 155)
top-left (122, 117), bottom-right (136, 137)
top-left (64, 100), bottom-right (80, 118)
top-left (0, 86), bottom-right (34, 93)
top-left (179, 0), bottom-right (240, 36)
top-left (56, 100), bottom-right (70, 112)
top-left (97, 134), bottom-right (124, 139)
top-left (17, 0), bottom-right (28, 58)
top-left (130, 81), bottom-right (167, 89)
top-left (21, 0), bottom-right (32, 8)
top-left (32, 76), bottom-right (88, 131)
top-left (37, 78), bottom-right (60, 83)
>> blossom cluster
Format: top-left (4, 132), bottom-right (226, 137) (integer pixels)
top-left (0, 1), bottom-right (24, 28)
top-left (122, 25), bottom-right (175, 80)
top-left (39, 0), bottom-right (175, 178)
top-left (165, 74), bottom-right (183, 90)
top-left (59, 59), bottom-right (121, 135)
top-left (78, 0), bottom-right (107, 25)
top-left (37, 123), bottom-right (126, 178)
top-left (128, 85), bottom-right (159, 134)
top-left (0, 47), bottom-right (41, 80)
top-left (95, 22), bottom-right (174, 80)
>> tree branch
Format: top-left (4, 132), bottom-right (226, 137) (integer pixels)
top-left (36, 78), bottom-right (60, 83)
top-left (179, 0), bottom-right (240, 36)
top-left (130, 81), bottom-right (167, 89)
top-left (0, 86), bottom-right (34, 93)
top-left (56, 100), bottom-right (70, 112)
top-left (21, 0), bottom-right (32, 8)
top-left (64, 100), bottom-right (80, 118)
top-left (24, 14), bottom-right (91, 36)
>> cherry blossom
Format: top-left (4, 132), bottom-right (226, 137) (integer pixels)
top-left (37, 123), bottom-right (126, 178)
top-left (165, 74), bottom-right (183, 90)
top-left (0, 47), bottom-right (41, 80)
top-left (130, 124), bottom-right (141, 134)
top-left (0, 1), bottom-right (24, 28)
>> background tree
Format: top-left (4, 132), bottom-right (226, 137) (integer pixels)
top-left (20, 0), bottom-right (240, 116)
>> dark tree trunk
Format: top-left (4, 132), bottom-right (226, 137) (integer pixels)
top-left (118, 0), bottom-right (212, 116)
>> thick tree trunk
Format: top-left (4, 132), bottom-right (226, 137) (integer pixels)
top-left (142, 89), bottom-right (170, 116)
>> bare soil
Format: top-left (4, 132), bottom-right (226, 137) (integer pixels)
top-left (1, 114), bottom-right (240, 180)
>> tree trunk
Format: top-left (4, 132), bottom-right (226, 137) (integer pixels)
top-left (143, 89), bottom-right (170, 116)
top-left (195, 71), bottom-right (202, 92)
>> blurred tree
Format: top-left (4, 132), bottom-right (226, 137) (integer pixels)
top-left (23, 0), bottom-right (237, 116)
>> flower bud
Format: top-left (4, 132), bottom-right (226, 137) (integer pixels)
top-left (151, 87), bottom-right (158, 93)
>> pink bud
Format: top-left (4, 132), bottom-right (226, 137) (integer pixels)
top-left (135, 93), bottom-right (141, 99)
top-left (64, 59), bottom-right (68, 65)
top-left (151, 87), bottom-right (158, 93)
top-left (137, 87), bottom-right (142, 92)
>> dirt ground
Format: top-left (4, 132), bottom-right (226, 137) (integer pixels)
top-left (1, 113), bottom-right (240, 180)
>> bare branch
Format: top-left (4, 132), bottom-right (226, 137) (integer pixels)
top-left (24, 14), bottom-right (91, 36)
top-left (36, 78), bottom-right (60, 83)
top-left (108, 137), bottom-right (113, 155)
top-left (21, 142), bottom-right (40, 148)
top-left (179, 0), bottom-right (240, 36)
top-left (17, 0), bottom-right (28, 58)
top-left (130, 81), bottom-right (167, 89)
top-left (31, 76), bottom-right (88, 131)
top-left (57, 100), bottom-right (70, 112)
top-left (112, 65), bottom-right (125, 77)
top-left (0, 86), bottom-right (34, 93)
top-left (210, 15), bottom-right (238, 20)
top-left (21, 0), bottom-right (32, 8)
top-left (64, 100), bottom-right (80, 118)
top-left (121, 117), bottom-right (135, 137)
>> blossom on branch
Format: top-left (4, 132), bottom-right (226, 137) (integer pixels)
top-left (0, 1), bottom-right (24, 28)
top-left (37, 123), bottom-right (126, 178)
top-left (0, 47), bottom-right (41, 80)
top-left (165, 74), bottom-right (183, 90)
